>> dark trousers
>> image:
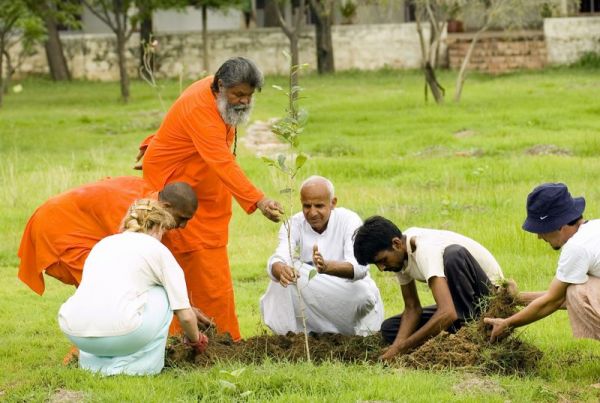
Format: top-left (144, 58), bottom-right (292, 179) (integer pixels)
top-left (381, 244), bottom-right (493, 344)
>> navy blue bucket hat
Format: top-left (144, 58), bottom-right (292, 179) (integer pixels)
top-left (522, 183), bottom-right (585, 234)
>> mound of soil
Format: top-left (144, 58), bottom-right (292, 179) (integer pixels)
top-left (167, 286), bottom-right (542, 375)
top-left (166, 331), bottom-right (384, 367)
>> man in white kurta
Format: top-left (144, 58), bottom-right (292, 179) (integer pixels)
top-left (260, 176), bottom-right (383, 336)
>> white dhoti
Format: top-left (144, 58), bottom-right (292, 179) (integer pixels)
top-left (260, 263), bottom-right (384, 336)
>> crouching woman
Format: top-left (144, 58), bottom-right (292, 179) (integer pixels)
top-left (58, 199), bottom-right (209, 376)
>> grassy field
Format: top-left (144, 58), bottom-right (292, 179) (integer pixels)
top-left (1, 66), bottom-right (599, 401)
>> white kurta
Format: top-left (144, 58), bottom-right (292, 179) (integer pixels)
top-left (260, 208), bottom-right (384, 336)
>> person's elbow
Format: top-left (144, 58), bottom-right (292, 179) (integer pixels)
top-left (437, 306), bottom-right (459, 329)
top-left (175, 308), bottom-right (197, 327)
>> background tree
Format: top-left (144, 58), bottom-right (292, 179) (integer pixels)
top-left (25, 0), bottom-right (80, 81)
top-left (270, 0), bottom-right (307, 102)
top-left (308, 0), bottom-right (335, 74)
top-left (413, 0), bottom-right (462, 104)
top-left (82, 0), bottom-right (137, 102)
top-left (0, 0), bottom-right (44, 107)
top-left (190, 0), bottom-right (244, 74)
top-left (454, 0), bottom-right (551, 102)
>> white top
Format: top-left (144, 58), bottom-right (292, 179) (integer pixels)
top-left (267, 207), bottom-right (368, 281)
top-left (396, 227), bottom-right (504, 286)
top-left (556, 219), bottom-right (600, 284)
top-left (58, 232), bottom-right (191, 337)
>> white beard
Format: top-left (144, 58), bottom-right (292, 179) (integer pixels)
top-left (216, 91), bottom-right (254, 126)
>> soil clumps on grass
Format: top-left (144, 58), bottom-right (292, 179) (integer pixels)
top-left (167, 286), bottom-right (542, 374)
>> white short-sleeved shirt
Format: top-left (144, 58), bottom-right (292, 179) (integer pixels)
top-left (556, 219), bottom-right (600, 284)
top-left (58, 232), bottom-right (191, 337)
top-left (267, 207), bottom-right (369, 281)
top-left (396, 227), bottom-right (504, 286)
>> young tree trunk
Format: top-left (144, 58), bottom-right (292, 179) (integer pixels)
top-left (43, 11), bottom-right (71, 80)
top-left (2, 49), bottom-right (14, 95)
top-left (116, 32), bottom-right (130, 103)
top-left (139, 11), bottom-right (153, 80)
top-left (454, 27), bottom-right (487, 103)
top-left (202, 5), bottom-right (209, 73)
top-left (309, 0), bottom-right (334, 74)
top-left (0, 40), bottom-right (4, 107)
top-left (416, 10), bottom-right (445, 104)
top-left (290, 34), bottom-right (299, 102)
top-left (274, 0), bottom-right (305, 104)
top-left (424, 61), bottom-right (444, 104)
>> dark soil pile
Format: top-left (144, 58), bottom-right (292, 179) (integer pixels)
top-left (167, 285), bottom-right (542, 374)
top-left (400, 285), bottom-right (543, 374)
top-left (166, 331), bottom-right (384, 367)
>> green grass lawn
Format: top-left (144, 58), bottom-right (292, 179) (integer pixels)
top-left (1, 66), bottom-right (599, 401)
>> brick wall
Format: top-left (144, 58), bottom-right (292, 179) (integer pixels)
top-left (447, 31), bottom-right (547, 74)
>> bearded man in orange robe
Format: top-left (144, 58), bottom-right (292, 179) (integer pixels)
top-left (18, 177), bottom-right (198, 296)
top-left (138, 57), bottom-right (283, 341)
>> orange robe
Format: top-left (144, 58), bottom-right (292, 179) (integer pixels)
top-left (18, 176), bottom-right (148, 296)
top-left (142, 76), bottom-right (264, 341)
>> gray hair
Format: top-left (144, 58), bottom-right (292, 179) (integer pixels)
top-left (211, 57), bottom-right (264, 92)
top-left (300, 175), bottom-right (335, 201)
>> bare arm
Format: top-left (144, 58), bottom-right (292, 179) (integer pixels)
top-left (312, 245), bottom-right (353, 279)
top-left (174, 308), bottom-right (200, 343)
top-left (506, 279), bottom-right (565, 309)
top-left (380, 281), bottom-right (423, 361)
top-left (386, 277), bottom-right (458, 360)
top-left (484, 278), bottom-right (569, 341)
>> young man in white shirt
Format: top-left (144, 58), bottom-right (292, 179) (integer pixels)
top-left (485, 183), bottom-right (600, 341)
top-left (353, 216), bottom-right (504, 361)
top-left (260, 176), bottom-right (384, 336)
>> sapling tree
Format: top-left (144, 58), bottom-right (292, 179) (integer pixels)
top-left (262, 53), bottom-right (314, 361)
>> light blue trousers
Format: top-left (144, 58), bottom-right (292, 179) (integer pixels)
top-left (66, 286), bottom-right (173, 376)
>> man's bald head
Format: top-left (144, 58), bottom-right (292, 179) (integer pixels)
top-left (300, 175), bottom-right (335, 201)
top-left (158, 182), bottom-right (198, 228)
top-left (299, 176), bottom-right (337, 234)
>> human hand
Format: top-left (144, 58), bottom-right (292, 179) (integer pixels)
top-left (185, 333), bottom-right (209, 354)
top-left (312, 244), bottom-right (328, 274)
top-left (191, 306), bottom-right (215, 330)
top-left (257, 198), bottom-right (284, 222)
top-left (133, 147), bottom-right (146, 170)
top-left (378, 344), bottom-right (401, 362)
top-left (273, 263), bottom-right (299, 287)
top-left (483, 317), bottom-right (509, 342)
top-left (505, 279), bottom-right (518, 298)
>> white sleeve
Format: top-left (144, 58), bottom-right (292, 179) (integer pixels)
top-left (343, 212), bottom-right (369, 280)
top-left (155, 247), bottom-right (191, 310)
top-left (415, 242), bottom-right (446, 283)
top-left (556, 243), bottom-right (590, 284)
top-left (267, 217), bottom-right (300, 281)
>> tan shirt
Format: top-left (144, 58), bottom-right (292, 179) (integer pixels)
top-left (396, 227), bottom-right (504, 286)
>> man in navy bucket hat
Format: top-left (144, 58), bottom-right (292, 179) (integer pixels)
top-left (522, 183), bottom-right (586, 247)
top-left (485, 183), bottom-right (600, 341)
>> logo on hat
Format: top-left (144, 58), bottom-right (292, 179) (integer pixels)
top-left (522, 183), bottom-right (585, 234)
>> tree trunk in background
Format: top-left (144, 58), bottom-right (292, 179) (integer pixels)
top-left (424, 61), bottom-right (444, 103)
top-left (0, 40), bottom-right (4, 107)
top-left (43, 12), bottom-right (71, 80)
top-left (116, 32), bottom-right (130, 102)
top-left (264, 0), bottom-right (280, 27)
top-left (309, 0), bottom-right (334, 74)
top-left (202, 5), bottom-right (209, 73)
top-left (139, 9), bottom-right (153, 80)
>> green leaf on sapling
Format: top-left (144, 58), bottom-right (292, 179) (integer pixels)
top-left (295, 153), bottom-right (307, 170)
